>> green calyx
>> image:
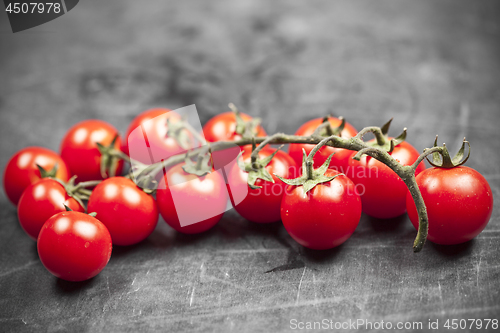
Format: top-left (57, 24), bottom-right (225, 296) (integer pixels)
top-left (128, 161), bottom-right (158, 194)
top-left (366, 118), bottom-right (407, 154)
top-left (182, 148), bottom-right (213, 177)
top-left (133, 173), bottom-right (157, 194)
top-left (426, 136), bottom-right (470, 168)
top-left (275, 149), bottom-right (343, 197)
top-left (36, 163), bottom-right (58, 179)
top-left (314, 116), bottom-right (346, 137)
top-left (126, 155), bottom-right (165, 194)
top-left (51, 176), bottom-right (86, 212)
top-left (238, 146), bottom-right (283, 189)
top-left (53, 176), bottom-right (103, 212)
top-left (229, 103), bottom-right (262, 139)
top-left (96, 135), bottom-right (121, 179)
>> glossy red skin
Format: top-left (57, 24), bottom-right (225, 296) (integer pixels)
top-left (60, 120), bottom-right (123, 182)
top-left (17, 179), bottom-right (84, 241)
top-left (406, 166), bottom-right (493, 245)
top-left (37, 211), bottom-right (112, 282)
top-left (288, 117), bottom-right (358, 173)
top-left (156, 164), bottom-right (228, 234)
top-left (227, 149), bottom-right (298, 223)
top-left (346, 141), bottom-right (426, 219)
top-left (3, 147), bottom-right (70, 205)
top-left (87, 177), bottom-right (159, 246)
top-left (123, 108), bottom-right (189, 165)
top-left (281, 169), bottom-right (362, 250)
top-left (203, 111), bottom-right (267, 143)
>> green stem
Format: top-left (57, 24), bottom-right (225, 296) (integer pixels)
top-left (308, 135), bottom-right (336, 159)
top-left (355, 127), bottom-right (387, 146)
top-left (194, 145), bottom-right (210, 169)
top-left (76, 188), bottom-right (93, 197)
top-left (250, 133), bottom-right (285, 169)
top-left (324, 117), bottom-right (334, 136)
top-left (304, 135), bottom-right (337, 179)
top-left (403, 172), bottom-right (429, 253)
top-left (111, 149), bottom-right (132, 163)
top-left (410, 146), bottom-right (442, 172)
top-left (104, 125), bottom-right (451, 252)
top-left (312, 117), bottom-right (334, 137)
top-left (347, 146), bottom-right (432, 252)
top-left (305, 160), bottom-right (313, 179)
top-left (352, 147), bottom-right (386, 161)
top-left (75, 180), bottom-right (102, 189)
top-left (228, 103), bottom-right (240, 116)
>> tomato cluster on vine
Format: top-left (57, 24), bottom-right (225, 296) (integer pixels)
top-left (2, 106), bottom-right (494, 281)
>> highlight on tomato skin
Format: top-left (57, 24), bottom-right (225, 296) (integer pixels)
top-left (87, 177), bottom-right (159, 246)
top-left (280, 169), bottom-right (362, 250)
top-left (156, 163), bottom-right (229, 234)
top-left (123, 108), bottom-right (189, 165)
top-left (17, 178), bottom-right (85, 241)
top-left (3, 146), bottom-right (71, 205)
top-left (37, 211), bottom-right (112, 282)
top-left (122, 108), bottom-right (171, 156)
top-left (60, 119), bottom-right (124, 182)
top-left (203, 111), bottom-right (267, 143)
top-left (288, 117), bottom-right (358, 173)
top-left (406, 166), bottom-right (494, 245)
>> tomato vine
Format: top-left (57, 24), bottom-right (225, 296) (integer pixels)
top-left (101, 111), bottom-right (472, 253)
top-left (4, 106), bottom-right (482, 255)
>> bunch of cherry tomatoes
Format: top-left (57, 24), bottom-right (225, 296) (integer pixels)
top-left (3, 108), bottom-right (494, 281)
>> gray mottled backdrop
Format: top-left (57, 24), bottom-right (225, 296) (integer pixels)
top-left (1, 0), bottom-right (499, 332)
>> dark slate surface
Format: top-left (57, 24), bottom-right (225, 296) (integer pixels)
top-left (1, 0), bottom-right (499, 332)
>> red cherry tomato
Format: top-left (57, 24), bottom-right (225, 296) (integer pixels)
top-left (123, 108), bottom-right (188, 165)
top-left (87, 177), bottom-right (159, 246)
top-left (3, 146), bottom-right (71, 205)
top-left (17, 178), bottom-right (84, 241)
top-left (406, 166), bottom-right (493, 245)
top-left (156, 164), bottom-right (228, 234)
top-left (346, 141), bottom-right (426, 219)
top-left (203, 111), bottom-right (267, 143)
top-left (60, 120), bottom-right (123, 182)
top-left (288, 117), bottom-right (358, 173)
top-left (37, 211), bottom-right (112, 281)
top-left (227, 149), bottom-right (298, 223)
top-left (281, 169), bottom-right (362, 250)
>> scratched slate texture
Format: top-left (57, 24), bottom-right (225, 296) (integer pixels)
top-left (1, 0), bottom-right (500, 332)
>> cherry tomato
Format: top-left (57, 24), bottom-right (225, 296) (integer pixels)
top-left (281, 169), bottom-right (362, 250)
top-left (227, 149), bottom-right (297, 223)
top-left (346, 141), bottom-right (426, 219)
top-left (3, 146), bottom-right (71, 205)
top-left (156, 164), bottom-right (228, 234)
top-left (203, 111), bottom-right (267, 143)
top-left (17, 178), bottom-right (84, 241)
top-left (123, 108), bottom-right (189, 165)
top-left (87, 177), bottom-right (159, 246)
top-left (37, 211), bottom-right (112, 281)
top-left (406, 166), bottom-right (493, 245)
top-left (60, 120), bottom-right (123, 182)
top-left (288, 117), bottom-right (358, 173)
